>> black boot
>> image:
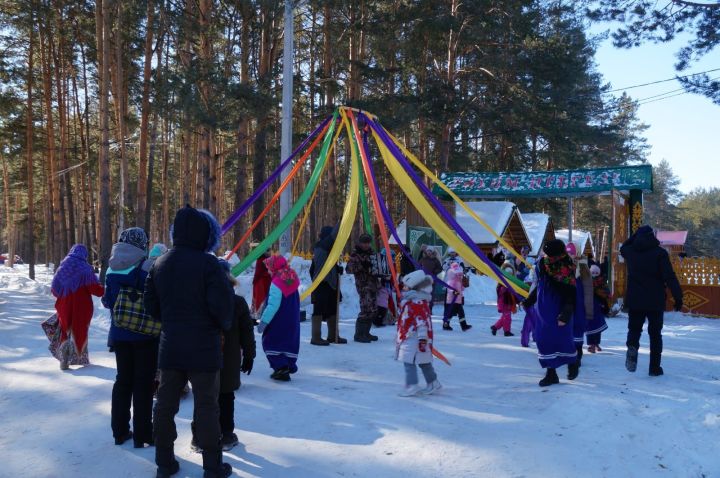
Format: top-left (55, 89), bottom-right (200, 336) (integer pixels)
top-left (365, 319), bottom-right (379, 341)
top-left (504, 331), bottom-right (514, 337)
top-left (625, 346), bottom-right (638, 372)
top-left (114, 430), bottom-right (133, 445)
top-left (649, 366), bottom-right (664, 376)
top-left (576, 344), bottom-right (583, 368)
top-left (202, 450), bottom-right (232, 478)
top-left (270, 367), bottom-right (291, 381)
top-left (156, 447), bottom-right (179, 478)
top-left (539, 368), bottom-right (559, 387)
top-left (443, 320), bottom-right (453, 331)
top-left (310, 316), bottom-right (330, 346)
top-left (460, 319), bottom-right (472, 331)
top-left (567, 361), bottom-right (579, 380)
top-left (326, 315), bottom-right (347, 344)
top-left (354, 320), bottom-right (371, 343)
top-left (490, 326), bottom-right (497, 336)
top-left (156, 460), bottom-right (179, 478)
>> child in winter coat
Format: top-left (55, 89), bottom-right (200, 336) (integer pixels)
top-left (520, 264), bottom-right (538, 347)
top-left (443, 262), bottom-right (472, 331)
top-left (586, 265), bottom-right (610, 353)
top-left (396, 270), bottom-right (442, 397)
top-left (492, 261), bottom-right (518, 337)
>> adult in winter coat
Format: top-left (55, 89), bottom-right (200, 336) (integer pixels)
top-left (251, 249), bottom-right (272, 316)
top-left (419, 248), bottom-right (442, 277)
top-left (51, 244), bottom-right (104, 369)
top-left (144, 205), bottom-right (235, 478)
top-left (524, 239), bottom-right (578, 387)
top-left (396, 270), bottom-right (441, 397)
top-left (346, 233), bottom-right (380, 343)
top-left (192, 260), bottom-right (255, 452)
top-left (257, 255), bottom-right (301, 382)
top-left (443, 262), bottom-right (471, 331)
top-left (102, 227), bottom-right (157, 448)
top-left (621, 225), bottom-right (683, 376)
top-left (309, 225), bottom-right (346, 345)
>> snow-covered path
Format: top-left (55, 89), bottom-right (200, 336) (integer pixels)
top-left (2, 264), bottom-right (720, 477)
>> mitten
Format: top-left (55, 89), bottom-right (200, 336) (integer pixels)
top-left (257, 322), bottom-right (267, 334)
top-left (418, 339), bottom-right (428, 353)
top-left (241, 356), bottom-right (254, 375)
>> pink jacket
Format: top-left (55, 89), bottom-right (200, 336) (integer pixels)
top-left (496, 284), bottom-right (516, 314)
top-left (445, 263), bottom-right (464, 304)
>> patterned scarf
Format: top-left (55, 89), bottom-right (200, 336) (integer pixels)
top-left (593, 276), bottom-right (611, 304)
top-left (541, 253), bottom-right (577, 287)
top-left (264, 255), bottom-right (300, 297)
top-left (51, 244), bottom-right (99, 298)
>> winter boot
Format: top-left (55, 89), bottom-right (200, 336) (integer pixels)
top-left (567, 361), bottom-right (580, 380)
top-left (365, 320), bottom-right (379, 341)
top-left (202, 450), bottom-right (232, 478)
top-left (220, 433), bottom-right (239, 451)
top-left (649, 366), bottom-right (664, 377)
top-left (576, 344), bottom-right (583, 368)
top-left (625, 346), bottom-right (638, 372)
top-left (155, 460), bottom-right (180, 478)
top-left (310, 316), bottom-right (330, 346)
top-left (114, 431), bottom-right (133, 446)
top-left (539, 368), bottom-right (559, 387)
top-left (373, 307), bottom-right (388, 327)
top-left (421, 380), bottom-right (443, 395)
top-left (270, 367), bottom-right (291, 382)
top-left (460, 319), bottom-right (472, 331)
top-left (326, 315), bottom-right (347, 344)
top-left (490, 326), bottom-right (498, 336)
top-left (443, 320), bottom-right (453, 331)
top-left (504, 331), bottom-right (514, 337)
top-left (354, 320), bottom-right (371, 343)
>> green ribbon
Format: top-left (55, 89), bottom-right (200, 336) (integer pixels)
top-left (232, 111), bottom-right (340, 276)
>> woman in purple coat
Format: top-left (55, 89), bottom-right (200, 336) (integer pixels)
top-left (523, 239), bottom-right (578, 387)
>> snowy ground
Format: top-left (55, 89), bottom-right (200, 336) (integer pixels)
top-left (2, 263), bottom-right (720, 478)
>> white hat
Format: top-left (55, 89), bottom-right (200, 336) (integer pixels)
top-left (590, 265), bottom-right (601, 277)
top-left (402, 270), bottom-right (433, 292)
top-left (447, 247), bottom-right (456, 254)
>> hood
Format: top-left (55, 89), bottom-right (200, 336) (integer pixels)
top-left (109, 242), bottom-right (147, 270)
top-left (319, 226), bottom-right (333, 239)
top-left (631, 227), bottom-right (660, 252)
top-left (149, 243), bottom-right (168, 258)
top-left (171, 205), bottom-right (220, 252)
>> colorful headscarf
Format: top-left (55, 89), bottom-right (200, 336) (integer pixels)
top-left (51, 244), bottom-right (99, 298)
top-left (119, 227), bottom-right (148, 251)
top-left (264, 255), bottom-right (300, 297)
top-left (541, 253), bottom-right (577, 287)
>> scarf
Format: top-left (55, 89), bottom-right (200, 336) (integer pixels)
top-left (264, 255), bottom-right (300, 297)
top-left (541, 253), bottom-right (577, 287)
top-left (51, 244), bottom-right (98, 298)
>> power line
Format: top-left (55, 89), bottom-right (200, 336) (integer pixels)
top-left (605, 67), bottom-right (720, 94)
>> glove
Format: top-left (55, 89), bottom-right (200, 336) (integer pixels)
top-left (674, 300), bottom-right (683, 312)
top-left (256, 322), bottom-right (267, 334)
top-left (418, 339), bottom-right (428, 353)
top-left (241, 356), bottom-right (254, 375)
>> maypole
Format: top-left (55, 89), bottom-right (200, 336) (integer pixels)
top-left (279, 0), bottom-right (294, 255)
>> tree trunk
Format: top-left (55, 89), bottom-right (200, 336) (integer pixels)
top-left (26, 11), bottom-right (35, 279)
top-left (97, 0), bottom-right (113, 281)
top-left (136, 0), bottom-right (155, 229)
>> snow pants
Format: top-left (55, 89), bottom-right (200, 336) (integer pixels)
top-left (494, 311), bottom-right (513, 333)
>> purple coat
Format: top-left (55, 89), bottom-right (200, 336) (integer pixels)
top-left (533, 269), bottom-right (578, 369)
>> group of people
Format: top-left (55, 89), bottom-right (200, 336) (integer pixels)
top-left (47, 210), bottom-right (685, 475)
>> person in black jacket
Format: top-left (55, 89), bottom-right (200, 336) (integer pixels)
top-left (621, 225), bottom-right (683, 377)
top-left (309, 225), bottom-right (347, 345)
top-left (192, 259), bottom-right (255, 453)
top-left (145, 205), bottom-right (235, 478)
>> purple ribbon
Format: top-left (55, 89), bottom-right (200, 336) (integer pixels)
top-left (362, 113), bottom-right (517, 295)
top-left (359, 124), bottom-right (457, 293)
top-left (220, 115), bottom-right (333, 236)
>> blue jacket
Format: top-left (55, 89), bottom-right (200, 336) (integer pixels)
top-left (103, 265), bottom-right (155, 342)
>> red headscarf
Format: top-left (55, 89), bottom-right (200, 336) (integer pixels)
top-left (264, 255), bottom-right (300, 297)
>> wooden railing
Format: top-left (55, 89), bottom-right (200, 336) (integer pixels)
top-left (670, 256), bottom-right (720, 287)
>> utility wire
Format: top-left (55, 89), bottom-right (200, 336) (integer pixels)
top-left (604, 67), bottom-right (720, 94)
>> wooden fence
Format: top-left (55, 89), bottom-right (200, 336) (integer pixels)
top-left (666, 256), bottom-right (720, 318)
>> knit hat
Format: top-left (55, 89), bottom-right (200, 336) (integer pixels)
top-left (636, 225), bottom-right (653, 235)
top-left (358, 233), bottom-right (373, 244)
top-left (543, 239), bottom-right (566, 258)
top-left (590, 265), bottom-right (601, 277)
top-left (402, 270), bottom-right (433, 292)
top-left (119, 227), bottom-right (148, 251)
top-left (148, 243), bottom-right (168, 258)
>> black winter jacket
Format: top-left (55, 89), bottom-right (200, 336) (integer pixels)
top-left (220, 295), bottom-right (255, 393)
top-left (621, 228), bottom-right (683, 311)
top-left (144, 206), bottom-right (234, 372)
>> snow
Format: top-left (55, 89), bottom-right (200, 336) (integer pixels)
top-left (556, 229), bottom-right (595, 257)
top-left (656, 231), bottom-right (688, 247)
top-left (2, 263), bottom-right (720, 477)
top-left (521, 212), bottom-right (551, 257)
top-left (455, 201), bottom-right (517, 245)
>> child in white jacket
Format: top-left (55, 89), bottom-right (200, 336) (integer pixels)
top-left (396, 270), bottom-right (442, 397)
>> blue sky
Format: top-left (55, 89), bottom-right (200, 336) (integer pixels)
top-left (593, 35), bottom-right (720, 193)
